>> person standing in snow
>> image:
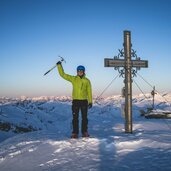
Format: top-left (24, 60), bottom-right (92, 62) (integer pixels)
top-left (56, 61), bottom-right (92, 138)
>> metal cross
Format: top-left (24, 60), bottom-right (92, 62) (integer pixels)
top-left (104, 30), bottom-right (148, 133)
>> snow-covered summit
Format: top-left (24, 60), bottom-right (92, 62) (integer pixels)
top-left (0, 93), bottom-right (171, 171)
top-left (0, 92), bottom-right (171, 141)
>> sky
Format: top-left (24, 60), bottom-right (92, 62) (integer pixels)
top-left (0, 0), bottom-right (171, 98)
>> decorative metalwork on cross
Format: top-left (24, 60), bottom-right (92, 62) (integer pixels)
top-left (104, 30), bottom-right (148, 133)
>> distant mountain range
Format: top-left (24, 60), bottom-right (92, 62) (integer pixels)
top-left (0, 92), bottom-right (171, 142)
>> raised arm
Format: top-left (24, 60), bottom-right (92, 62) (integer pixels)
top-left (56, 63), bottom-right (74, 82)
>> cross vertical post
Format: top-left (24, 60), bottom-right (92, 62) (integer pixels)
top-left (124, 31), bottom-right (132, 133)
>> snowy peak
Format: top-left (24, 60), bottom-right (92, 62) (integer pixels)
top-left (0, 93), bottom-right (171, 142)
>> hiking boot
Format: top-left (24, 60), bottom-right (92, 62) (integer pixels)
top-left (82, 132), bottom-right (90, 137)
top-left (71, 133), bottom-right (78, 139)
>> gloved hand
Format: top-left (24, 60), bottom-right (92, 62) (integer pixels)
top-left (56, 61), bottom-right (61, 65)
top-left (88, 103), bottom-right (92, 109)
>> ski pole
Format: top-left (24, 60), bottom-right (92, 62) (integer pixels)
top-left (44, 56), bottom-right (66, 76)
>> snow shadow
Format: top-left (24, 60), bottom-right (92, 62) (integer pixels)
top-left (95, 123), bottom-right (171, 171)
top-left (98, 145), bottom-right (171, 171)
top-left (88, 106), bottom-right (171, 171)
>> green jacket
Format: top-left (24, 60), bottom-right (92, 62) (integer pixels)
top-left (57, 64), bottom-right (92, 103)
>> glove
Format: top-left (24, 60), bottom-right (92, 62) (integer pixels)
top-left (88, 103), bottom-right (92, 109)
top-left (56, 61), bottom-right (61, 65)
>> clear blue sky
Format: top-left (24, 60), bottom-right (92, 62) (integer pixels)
top-left (1, 0), bottom-right (171, 97)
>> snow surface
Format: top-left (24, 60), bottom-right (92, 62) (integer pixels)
top-left (0, 94), bottom-right (171, 171)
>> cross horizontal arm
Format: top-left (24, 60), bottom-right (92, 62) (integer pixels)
top-left (104, 58), bottom-right (148, 68)
top-left (132, 60), bottom-right (148, 68)
top-left (104, 58), bottom-right (125, 67)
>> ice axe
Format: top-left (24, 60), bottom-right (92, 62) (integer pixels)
top-left (44, 56), bottom-right (66, 76)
